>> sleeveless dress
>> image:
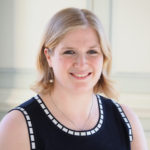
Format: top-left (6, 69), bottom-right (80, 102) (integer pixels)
top-left (11, 94), bottom-right (133, 150)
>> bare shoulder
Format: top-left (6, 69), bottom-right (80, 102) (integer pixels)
top-left (120, 104), bottom-right (148, 150)
top-left (0, 110), bottom-right (30, 150)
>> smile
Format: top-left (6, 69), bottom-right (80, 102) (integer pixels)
top-left (70, 72), bottom-right (92, 79)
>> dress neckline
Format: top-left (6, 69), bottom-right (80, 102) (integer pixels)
top-left (34, 94), bottom-right (104, 136)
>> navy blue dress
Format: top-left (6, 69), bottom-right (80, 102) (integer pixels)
top-left (11, 94), bottom-right (133, 150)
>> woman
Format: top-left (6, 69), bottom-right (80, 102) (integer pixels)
top-left (0, 7), bottom-right (148, 150)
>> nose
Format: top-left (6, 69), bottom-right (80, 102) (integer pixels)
top-left (74, 54), bottom-right (88, 68)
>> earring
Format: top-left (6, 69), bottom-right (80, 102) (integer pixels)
top-left (49, 67), bottom-right (54, 83)
top-left (49, 79), bottom-right (53, 83)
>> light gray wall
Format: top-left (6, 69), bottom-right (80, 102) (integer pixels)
top-left (0, 0), bottom-right (15, 68)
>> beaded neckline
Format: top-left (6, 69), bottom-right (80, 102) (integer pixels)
top-left (34, 94), bottom-right (104, 136)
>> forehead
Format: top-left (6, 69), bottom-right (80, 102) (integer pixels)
top-left (59, 27), bottom-right (100, 47)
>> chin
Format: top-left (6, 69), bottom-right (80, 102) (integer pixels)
top-left (70, 84), bottom-right (94, 93)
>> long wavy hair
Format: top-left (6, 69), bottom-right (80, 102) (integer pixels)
top-left (31, 7), bottom-right (118, 100)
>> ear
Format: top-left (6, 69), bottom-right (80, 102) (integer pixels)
top-left (44, 48), bottom-right (52, 67)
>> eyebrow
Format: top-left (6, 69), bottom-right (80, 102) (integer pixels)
top-left (88, 45), bottom-right (101, 49)
top-left (62, 45), bottom-right (101, 50)
top-left (62, 46), bottom-right (75, 50)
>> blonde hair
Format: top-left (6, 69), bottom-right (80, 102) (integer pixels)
top-left (31, 7), bottom-right (118, 100)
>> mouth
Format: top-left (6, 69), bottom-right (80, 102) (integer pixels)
top-left (70, 72), bottom-right (92, 80)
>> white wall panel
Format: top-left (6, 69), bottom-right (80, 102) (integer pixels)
top-left (112, 0), bottom-right (150, 73)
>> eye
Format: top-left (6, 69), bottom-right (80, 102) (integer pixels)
top-left (87, 50), bottom-right (98, 54)
top-left (63, 50), bottom-right (75, 55)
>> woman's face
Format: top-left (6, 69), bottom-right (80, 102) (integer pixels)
top-left (45, 27), bottom-right (103, 93)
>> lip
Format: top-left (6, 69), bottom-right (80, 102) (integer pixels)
top-left (70, 72), bottom-right (92, 80)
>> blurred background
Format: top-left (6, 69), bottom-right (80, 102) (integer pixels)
top-left (0, 0), bottom-right (150, 147)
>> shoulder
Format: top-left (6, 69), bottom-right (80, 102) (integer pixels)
top-left (0, 109), bottom-right (30, 150)
top-left (120, 104), bottom-right (148, 150)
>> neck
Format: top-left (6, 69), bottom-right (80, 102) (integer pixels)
top-left (51, 87), bottom-right (95, 120)
top-left (54, 87), bottom-right (93, 107)
top-left (40, 87), bottom-right (98, 130)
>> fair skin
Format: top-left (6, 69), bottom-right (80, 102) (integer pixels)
top-left (47, 27), bottom-right (103, 95)
top-left (121, 104), bottom-right (148, 150)
top-left (0, 27), bottom-right (148, 150)
top-left (43, 27), bottom-right (103, 128)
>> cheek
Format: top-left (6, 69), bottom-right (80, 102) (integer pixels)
top-left (61, 57), bottom-right (71, 63)
top-left (53, 57), bottom-right (73, 71)
top-left (99, 57), bottom-right (103, 68)
top-left (91, 56), bottom-right (103, 69)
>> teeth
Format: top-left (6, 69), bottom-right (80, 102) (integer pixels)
top-left (76, 74), bottom-right (87, 77)
top-left (73, 73), bottom-right (89, 77)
